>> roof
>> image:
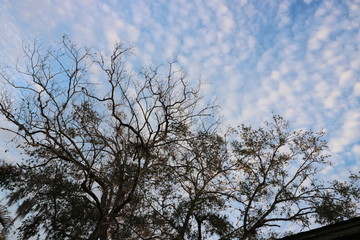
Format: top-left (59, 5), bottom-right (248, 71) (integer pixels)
top-left (278, 217), bottom-right (360, 240)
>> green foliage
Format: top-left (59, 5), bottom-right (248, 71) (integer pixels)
top-left (0, 38), bottom-right (358, 240)
top-left (0, 162), bottom-right (98, 239)
top-left (0, 205), bottom-right (12, 235)
top-left (314, 173), bottom-right (360, 225)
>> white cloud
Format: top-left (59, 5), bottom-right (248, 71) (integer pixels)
top-left (106, 28), bottom-right (121, 46)
top-left (270, 70), bottom-right (281, 80)
top-left (329, 111), bottom-right (360, 153)
top-left (354, 82), bottom-right (360, 96)
top-left (338, 70), bottom-right (354, 87)
top-left (324, 90), bottom-right (341, 109)
top-left (0, 1), bottom-right (359, 213)
top-left (314, 80), bottom-right (329, 99)
top-left (316, 26), bottom-right (331, 40)
top-left (353, 144), bottom-right (360, 155)
top-left (346, 0), bottom-right (360, 17)
top-left (277, 1), bottom-right (291, 27)
top-left (307, 37), bottom-right (321, 51)
top-left (205, 0), bottom-right (235, 35)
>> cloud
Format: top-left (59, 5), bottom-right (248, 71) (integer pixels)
top-left (277, 1), bottom-right (291, 27)
top-left (329, 111), bottom-right (360, 154)
top-left (0, 4), bottom-right (26, 64)
top-left (0, 0), bottom-right (359, 189)
top-left (354, 82), bottom-right (360, 96)
top-left (338, 70), bottom-right (354, 87)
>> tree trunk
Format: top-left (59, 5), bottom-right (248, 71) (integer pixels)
top-left (240, 228), bottom-right (256, 240)
top-left (88, 222), bottom-right (110, 240)
top-left (196, 220), bottom-right (202, 240)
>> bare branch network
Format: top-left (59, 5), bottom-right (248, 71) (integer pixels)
top-left (0, 37), bottom-right (358, 240)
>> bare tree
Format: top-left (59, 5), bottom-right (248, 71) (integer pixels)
top-left (0, 38), bottom-right (358, 240)
top-left (0, 37), bottom-right (216, 239)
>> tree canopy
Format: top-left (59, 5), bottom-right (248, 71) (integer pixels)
top-left (0, 38), bottom-right (358, 240)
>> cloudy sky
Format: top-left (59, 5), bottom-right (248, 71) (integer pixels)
top-left (0, 0), bottom-right (359, 178)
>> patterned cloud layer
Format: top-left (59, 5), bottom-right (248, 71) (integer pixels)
top-left (0, 0), bottom-right (359, 177)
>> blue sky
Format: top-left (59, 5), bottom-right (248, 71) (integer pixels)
top-left (0, 0), bottom-right (359, 181)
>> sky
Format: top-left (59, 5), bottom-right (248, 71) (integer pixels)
top-left (0, 0), bottom-right (359, 200)
top-left (0, 0), bottom-right (359, 237)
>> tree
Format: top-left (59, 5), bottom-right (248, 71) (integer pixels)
top-left (0, 38), bottom-right (358, 240)
top-left (0, 163), bottom-right (14, 239)
top-left (0, 37), bottom-right (216, 239)
top-left (131, 131), bottom-right (234, 240)
top-left (0, 204), bottom-right (12, 238)
top-left (220, 116), bottom-right (359, 239)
